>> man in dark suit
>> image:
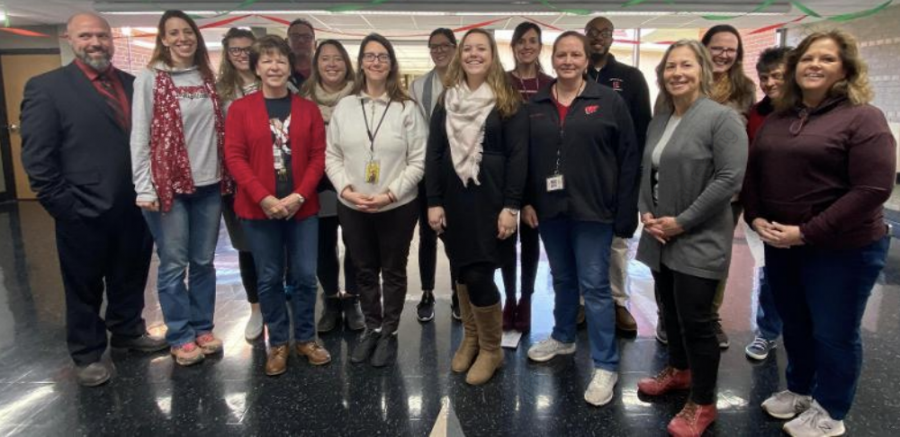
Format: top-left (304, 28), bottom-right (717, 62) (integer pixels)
top-left (20, 12), bottom-right (165, 387)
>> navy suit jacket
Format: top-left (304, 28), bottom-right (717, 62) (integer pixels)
top-left (20, 62), bottom-right (137, 220)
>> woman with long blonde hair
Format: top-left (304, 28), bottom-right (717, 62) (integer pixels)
top-left (426, 28), bottom-right (528, 385)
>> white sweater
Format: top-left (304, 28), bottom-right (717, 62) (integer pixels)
top-left (326, 93), bottom-right (426, 211)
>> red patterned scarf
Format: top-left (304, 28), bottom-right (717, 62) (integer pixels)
top-left (149, 70), bottom-right (233, 212)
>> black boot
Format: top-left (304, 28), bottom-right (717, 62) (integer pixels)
top-left (317, 295), bottom-right (343, 333)
top-left (342, 294), bottom-right (365, 331)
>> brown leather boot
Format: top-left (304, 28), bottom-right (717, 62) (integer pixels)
top-left (451, 284), bottom-right (479, 373)
top-left (265, 344), bottom-right (289, 376)
top-left (296, 340), bottom-right (332, 366)
top-left (466, 302), bottom-right (504, 385)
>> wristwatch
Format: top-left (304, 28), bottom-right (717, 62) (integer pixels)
top-left (504, 208), bottom-right (520, 216)
top-left (294, 193), bottom-right (305, 205)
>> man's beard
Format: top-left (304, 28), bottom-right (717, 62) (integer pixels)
top-left (590, 50), bottom-right (606, 63)
top-left (77, 49), bottom-right (111, 71)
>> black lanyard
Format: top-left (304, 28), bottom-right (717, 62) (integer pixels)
top-left (551, 81), bottom-right (584, 175)
top-left (360, 97), bottom-right (392, 154)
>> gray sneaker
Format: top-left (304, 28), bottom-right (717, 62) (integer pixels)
top-left (745, 336), bottom-right (777, 361)
top-left (783, 400), bottom-right (846, 437)
top-left (527, 337), bottom-right (576, 362)
top-left (762, 390), bottom-right (813, 419)
top-left (584, 368), bottom-right (618, 407)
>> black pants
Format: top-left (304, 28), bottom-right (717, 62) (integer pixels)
top-left (417, 183), bottom-right (455, 292)
top-left (653, 263), bottom-right (721, 405)
top-left (238, 251), bottom-right (259, 303)
top-left (338, 201), bottom-right (418, 334)
top-left (459, 262), bottom-right (501, 307)
top-left (317, 215), bottom-right (358, 296)
top-left (500, 217), bottom-right (540, 300)
top-left (55, 207), bottom-right (153, 366)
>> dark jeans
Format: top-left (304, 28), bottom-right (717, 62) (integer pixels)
top-left (242, 216), bottom-right (319, 346)
top-left (500, 216), bottom-right (540, 299)
top-left (459, 262), bottom-right (500, 307)
top-left (765, 235), bottom-right (889, 420)
top-left (317, 215), bottom-right (358, 296)
top-left (755, 267), bottom-right (782, 341)
top-left (417, 183), bottom-right (455, 292)
top-left (56, 207), bottom-right (153, 366)
top-left (653, 263), bottom-right (721, 405)
top-left (338, 201), bottom-right (418, 334)
top-left (238, 251), bottom-right (259, 304)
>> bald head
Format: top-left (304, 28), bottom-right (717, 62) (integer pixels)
top-left (66, 12), bottom-right (114, 72)
top-left (585, 17), bottom-right (615, 65)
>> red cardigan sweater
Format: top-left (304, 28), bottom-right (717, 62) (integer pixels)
top-left (224, 92), bottom-right (326, 220)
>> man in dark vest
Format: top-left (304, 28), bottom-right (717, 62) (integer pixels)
top-left (584, 16), bottom-right (652, 336)
top-left (20, 12), bottom-right (165, 387)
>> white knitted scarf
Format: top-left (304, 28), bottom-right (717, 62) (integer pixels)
top-left (443, 82), bottom-right (495, 186)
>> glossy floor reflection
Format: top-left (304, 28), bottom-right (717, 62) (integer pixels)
top-left (1, 200), bottom-right (899, 436)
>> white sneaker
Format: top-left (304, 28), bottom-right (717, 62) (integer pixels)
top-left (584, 368), bottom-right (618, 406)
top-left (527, 337), bottom-right (576, 362)
top-left (783, 400), bottom-right (846, 437)
top-left (762, 390), bottom-right (813, 419)
top-left (244, 307), bottom-right (264, 341)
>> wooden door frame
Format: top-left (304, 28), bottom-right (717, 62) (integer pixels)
top-left (0, 48), bottom-right (61, 202)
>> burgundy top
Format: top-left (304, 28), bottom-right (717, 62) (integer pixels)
top-left (74, 59), bottom-right (130, 129)
top-left (742, 97), bottom-right (896, 249)
top-left (508, 71), bottom-right (553, 102)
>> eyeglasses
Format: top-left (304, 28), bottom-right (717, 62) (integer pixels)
top-left (708, 46), bottom-right (738, 56)
top-left (362, 53), bottom-right (390, 64)
top-left (790, 108), bottom-right (809, 136)
top-left (227, 47), bottom-right (251, 56)
top-left (429, 43), bottom-right (455, 53)
top-left (586, 29), bottom-right (614, 39)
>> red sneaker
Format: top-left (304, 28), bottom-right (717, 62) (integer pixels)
top-left (637, 366), bottom-right (691, 396)
top-left (667, 401), bottom-right (717, 437)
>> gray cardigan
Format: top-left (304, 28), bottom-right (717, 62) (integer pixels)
top-left (636, 97), bottom-right (748, 280)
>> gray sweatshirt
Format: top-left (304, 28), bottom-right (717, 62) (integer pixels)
top-left (131, 63), bottom-right (221, 203)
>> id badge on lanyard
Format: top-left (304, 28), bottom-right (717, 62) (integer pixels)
top-left (361, 98), bottom-right (392, 185)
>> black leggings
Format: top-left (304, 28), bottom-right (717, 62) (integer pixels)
top-left (317, 215), bottom-right (358, 296)
top-left (653, 263), bottom-right (721, 405)
top-left (239, 250), bottom-right (259, 304)
top-left (459, 262), bottom-right (501, 307)
top-left (500, 217), bottom-right (540, 300)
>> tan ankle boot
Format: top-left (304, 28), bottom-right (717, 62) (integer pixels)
top-left (452, 284), bottom-right (479, 373)
top-left (466, 302), bottom-right (504, 385)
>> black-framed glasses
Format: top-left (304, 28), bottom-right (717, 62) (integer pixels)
top-left (227, 47), bottom-right (251, 56)
top-left (586, 29), bottom-right (614, 39)
top-left (362, 53), bottom-right (390, 63)
top-left (708, 46), bottom-right (738, 56)
top-left (429, 43), bottom-right (455, 53)
top-left (790, 108), bottom-right (809, 136)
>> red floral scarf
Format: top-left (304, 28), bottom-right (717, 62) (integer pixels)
top-left (149, 70), bottom-right (233, 212)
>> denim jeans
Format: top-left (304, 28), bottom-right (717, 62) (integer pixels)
top-left (754, 267), bottom-right (783, 341)
top-left (765, 235), bottom-right (890, 420)
top-left (539, 218), bottom-right (617, 371)
top-left (143, 184), bottom-right (222, 347)
top-left (242, 216), bottom-right (318, 346)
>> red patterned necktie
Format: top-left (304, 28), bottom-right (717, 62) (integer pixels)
top-left (97, 72), bottom-right (129, 130)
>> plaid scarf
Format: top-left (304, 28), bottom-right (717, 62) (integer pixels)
top-left (150, 70), bottom-right (233, 212)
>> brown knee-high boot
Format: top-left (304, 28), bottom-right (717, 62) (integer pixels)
top-left (452, 284), bottom-right (479, 373)
top-left (466, 302), bottom-right (504, 385)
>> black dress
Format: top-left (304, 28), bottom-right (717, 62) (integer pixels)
top-left (425, 104), bottom-right (529, 270)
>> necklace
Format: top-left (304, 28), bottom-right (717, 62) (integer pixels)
top-left (553, 79), bottom-right (585, 106)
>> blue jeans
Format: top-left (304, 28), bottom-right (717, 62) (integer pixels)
top-left (765, 235), bottom-right (890, 420)
top-left (242, 216), bottom-right (318, 346)
top-left (754, 267), bottom-right (783, 341)
top-left (143, 184), bottom-right (222, 347)
top-left (539, 218), bottom-right (617, 371)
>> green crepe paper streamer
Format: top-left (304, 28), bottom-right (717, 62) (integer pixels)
top-left (537, 0), bottom-right (590, 15)
top-left (328, 0), bottom-right (390, 13)
top-left (4, 9), bottom-right (10, 28)
top-left (790, 0), bottom-right (822, 17)
top-left (701, 14), bottom-right (743, 20)
top-left (829, 0), bottom-right (893, 21)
